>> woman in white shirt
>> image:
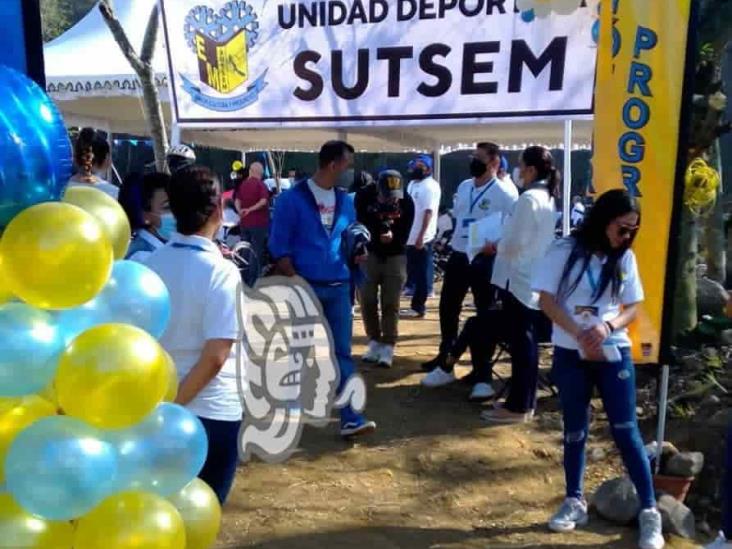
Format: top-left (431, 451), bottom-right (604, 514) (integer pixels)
top-left (67, 128), bottom-right (119, 200)
top-left (532, 190), bottom-right (664, 549)
top-left (483, 146), bottom-right (558, 424)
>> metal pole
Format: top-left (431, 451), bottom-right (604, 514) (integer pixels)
top-left (654, 364), bottom-right (670, 474)
top-left (433, 145), bottom-right (442, 183)
top-left (562, 120), bottom-right (573, 236)
top-left (170, 122), bottom-right (181, 147)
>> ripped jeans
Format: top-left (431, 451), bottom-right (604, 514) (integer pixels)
top-left (552, 347), bottom-right (656, 509)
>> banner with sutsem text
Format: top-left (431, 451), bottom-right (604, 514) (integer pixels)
top-left (159, 0), bottom-right (598, 127)
top-left (593, 0), bottom-right (693, 364)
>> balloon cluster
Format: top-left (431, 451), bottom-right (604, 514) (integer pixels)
top-left (0, 66), bottom-right (221, 548)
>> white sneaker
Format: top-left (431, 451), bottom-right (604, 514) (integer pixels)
top-left (378, 344), bottom-right (394, 368)
top-left (548, 497), bottom-right (589, 533)
top-left (421, 367), bottom-right (456, 387)
top-left (400, 309), bottom-right (425, 319)
top-left (469, 383), bottom-right (495, 402)
top-left (706, 533), bottom-right (732, 549)
top-left (362, 341), bottom-right (382, 363)
top-left (638, 508), bottom-right (665, 549)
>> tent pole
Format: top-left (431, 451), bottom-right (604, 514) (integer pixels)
top-left (562, 120), bottom-right (573, 236)
top-left (654, 364), bottom-right (670, 474)
top-left (170, 122), bottom-right (181, 147)
top-left (433, 145), bottom-right (442, 184)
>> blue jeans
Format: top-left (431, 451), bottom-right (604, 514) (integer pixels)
top-left (723, 422), bottom-right (732, 538)
top-left (552, 347), bottom-right (656, 509)
top-left (406, 243), bottom-right (434, 315)
top-left (198, 417), bottom-right (242, 505)
top-left (311, 283), bottom-right (364, 426)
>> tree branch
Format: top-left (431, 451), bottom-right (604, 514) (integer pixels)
top-left (140, 5), bottom-right (159, 65)
top-left (98, 0), bottom-right (145, 75)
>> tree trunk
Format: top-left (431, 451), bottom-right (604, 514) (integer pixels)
top-left (672, 205), bottom-right (699, 337)
top-left (140, 68), bottom-right (168, 173)
top-left (99, 1), bottom-right (168, 172)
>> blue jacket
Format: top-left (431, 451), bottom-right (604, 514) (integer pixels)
top-left (269, 181), bottom-right (355, 284)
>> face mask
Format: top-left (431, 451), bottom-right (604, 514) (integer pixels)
top-left (158, 213), bottom-right (177, 241)
top-left (470, 158), bottom-right (488, 178)
top-left (411, 168), bottom-right (425, 180)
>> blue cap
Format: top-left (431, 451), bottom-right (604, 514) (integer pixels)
top-left (409, 154), bottom-right (433, 172)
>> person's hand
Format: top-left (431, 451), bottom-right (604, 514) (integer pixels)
top-left (481, 242), bottom-right (498, 256)
top-left (577, 323), bottom-right (610, 354)
top-left (415, 235), bottom-right (425, 250)
top-left (380, 231), bottom-right (394, 244)
top-left (354, 251), bottom-right (369, 265)
top-left (580, 344), bottom-right (606, 362)
top-left (241, 208), bottom-right (250, 217)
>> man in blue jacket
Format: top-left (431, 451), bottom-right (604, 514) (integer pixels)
top-left (269, 141), bottom-right (377, 438)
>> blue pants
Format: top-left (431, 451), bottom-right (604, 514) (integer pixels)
top-left (311, 283), bottom-right (363, 426)
top-left (552, 347), bottom-right (656, 509)
top-left (723, 422), bottom-right (732, 537)
top-left (198, 417), bottom-right (242, 505)
top-left (406, 243), bottom-right (434, 315)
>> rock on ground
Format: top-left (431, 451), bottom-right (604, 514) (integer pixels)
top-left (592, 477), bottom-right (640, 525)
top-left (697, 276), bottom-right (728, 318)
top-left (657, 493), bottom-right (696, 539)
top-left (665, 452), bottom-right (705, 478)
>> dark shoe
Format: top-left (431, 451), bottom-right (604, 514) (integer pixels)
top-left (421, 354), bottom-right (445, 372)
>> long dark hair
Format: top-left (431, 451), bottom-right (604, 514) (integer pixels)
top-left (522, 146), bottom-right (560, 198)
top-left (557, 189), bottom-right (641, 302)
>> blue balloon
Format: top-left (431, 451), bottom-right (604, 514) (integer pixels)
top-left (521, 9), bottom-right (535, 22)
top-left (106, 403), bottom-right (208, 496)
top-left (0, 303), bottom-right (65, 396)
top-left (55, 299), bottom-right (111, 347)
top-left (55, 260), bottom-right (170, 343)
top-left (0, 65), bottom-right (72, 228)
top-left (5, 416), bottom-right (118, 520)
top-left (97, 260), bottom-right (171, 338)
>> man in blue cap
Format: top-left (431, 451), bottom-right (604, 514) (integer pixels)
top-left (402, 154), bottom-right (441, 319)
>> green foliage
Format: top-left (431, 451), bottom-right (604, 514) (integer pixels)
top-left (40, 0), bottom-right (97, 42)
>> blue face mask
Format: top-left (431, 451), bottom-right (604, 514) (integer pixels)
top-left (158, 213), bottom-right (177, 241)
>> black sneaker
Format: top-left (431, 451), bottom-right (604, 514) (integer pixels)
top-left (421, 354), bottom-right (445, 372)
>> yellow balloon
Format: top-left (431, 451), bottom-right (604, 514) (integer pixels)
top-left (0, 251), bottom-right (14, 305)
top-left (74, 491), bottom-right (185, 549)
top-left (38, 382), bottom-right (60, 411)
top-left (0, 492), bottom-right (73, 549)
top-left (56, 324), bottom-right (170, 429)
top-left (63, 186), bottom-right (131, 259)
top-left (0, 202), bottom-right (113, 310)
top-left (0, 396), bottom-right (56, 483)
top-left (168, 479), bottom-right (222, 549)
top-left (163, 351), bottom-right (179, 403)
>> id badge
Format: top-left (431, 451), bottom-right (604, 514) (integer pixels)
top-left (574, 305), bottom-right (599, 326)
top-left (461, 218), bottom-right (476, 238)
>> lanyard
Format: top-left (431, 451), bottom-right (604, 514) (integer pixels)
top-left (469, 178), bottom-right (496, 215)
top-left (171, 242), bottom-right (210, 253)
top-left (585, 265), bottom-right (599, 296)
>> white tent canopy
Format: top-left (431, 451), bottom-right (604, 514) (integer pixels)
top-left (43, 0), bottom-right (592, 152)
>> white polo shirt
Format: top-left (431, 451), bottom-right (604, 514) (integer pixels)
top-left (407, 176), bottom-right (442, 246)
top-left (145, 233), bottom-right (243, 421)
top-left (532, 238), bottom-right (644, 350)
top-left (450, 177), bottom-right (518, 253)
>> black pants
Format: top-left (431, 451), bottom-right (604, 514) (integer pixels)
top-left (438, 252), bottom-right (495, 357)
top-left (449, 313), bottom-right (501, 383)
top-left (503, 291), bottom-right (540, 413)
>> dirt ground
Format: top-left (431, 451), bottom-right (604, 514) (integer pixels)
top-left (217, 296), bottom-right (705, 549)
